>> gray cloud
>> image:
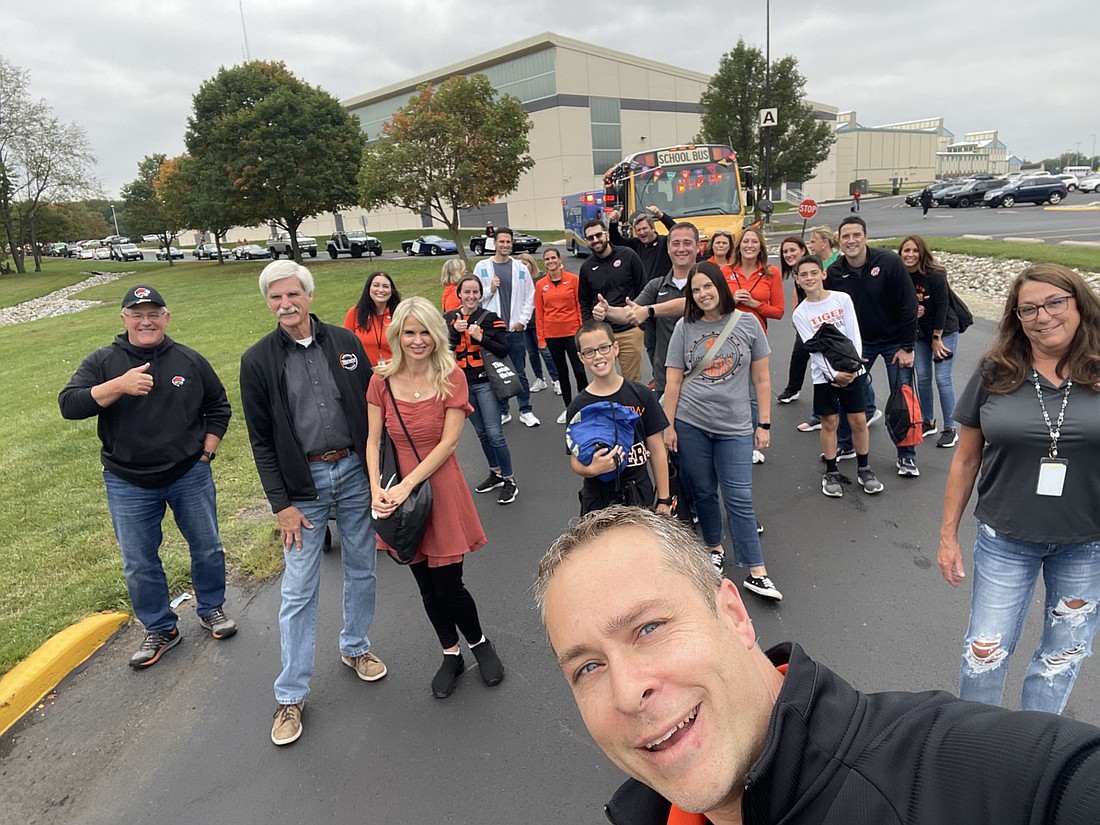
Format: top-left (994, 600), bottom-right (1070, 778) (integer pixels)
top-left (3, 0), bottom-right (1095, 197)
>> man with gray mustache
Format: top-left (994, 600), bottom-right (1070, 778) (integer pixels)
top-left (240, 260), bottom-right (387, 746)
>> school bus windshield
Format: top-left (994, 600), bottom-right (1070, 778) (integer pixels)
top-left (634, 162), bottom-right (742, 218)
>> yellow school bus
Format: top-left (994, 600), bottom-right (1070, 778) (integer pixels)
top-left (601, 144), bottom-right (756, 246)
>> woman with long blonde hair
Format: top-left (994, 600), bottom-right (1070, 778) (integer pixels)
top-left (367, 297), bottom-right (505, 699)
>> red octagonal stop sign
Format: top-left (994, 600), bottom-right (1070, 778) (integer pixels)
top-left (797, 199), bottom-right (818, 220)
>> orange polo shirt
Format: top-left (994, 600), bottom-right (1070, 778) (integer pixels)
top-left (727, 262), bottom-right (785, 333)
top-left (534, 271), bottom-right (583, 347)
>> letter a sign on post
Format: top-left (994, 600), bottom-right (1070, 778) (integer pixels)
top-left (759, 108), bottom-right (778, 128)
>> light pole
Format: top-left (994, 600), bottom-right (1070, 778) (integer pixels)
top-left (110, 204), bottom-right (120, 236)
top-left (764, 0), bottom-right (772, 200)
top-left (1075, 141), bottom-right (1081, 166)
top-left (1092, 134), bottom-right (1097, 165)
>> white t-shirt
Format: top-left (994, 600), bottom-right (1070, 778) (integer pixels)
top-left (792, 291), bottom-right (862, 385)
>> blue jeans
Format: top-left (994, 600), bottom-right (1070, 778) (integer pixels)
top-left (959, 521), bottom-right (1100, 714)
top-left (838, 342), bottom-right (915, 460)
top-left (524, 326), bottom-right (558, 382)
top-left (104, 460), bottom-right (226, 633)
top-left (467, 379), bottom-right (513, 477)
top-left (500, 330), bottom-right (532, 414)
top-left (675, 420), bottom-right (764, 568)
top-left (275, 453), bottom-right (378, 705)
top-left (914, 332), bottom-right (958, 429)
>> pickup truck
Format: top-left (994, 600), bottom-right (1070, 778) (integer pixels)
top-left (268, 232), bottom-right (318, 259)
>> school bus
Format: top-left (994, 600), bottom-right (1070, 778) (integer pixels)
top-left (601, 144), bottom-right (756, 246)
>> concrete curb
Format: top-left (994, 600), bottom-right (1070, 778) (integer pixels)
top-left (0, 611), bottom-right (130, 737)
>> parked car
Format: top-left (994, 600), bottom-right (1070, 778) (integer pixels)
top-left (984, 177), bottom-right (1068, 208)
top-left (155, 246), bottom-right (185, 260)
top-left (469, 231), bottom-right (541, 255)
top-left (233, 243), bottom-right (272, 260)
top-left (401, 235), bottom-right (458, 256)
top-left (327, 230), bottom-right (383, 258)
top-left (111, 243), bottom-right (144, 262)
top-left (77, 247), bottom-right (96, 260)
top-left (939, 178), bottom-right (1008, 208)
top-left (1078, 175), bottom-right (1100, 193)
top-left (193, 242), bottom-right (229, 260)
top-left (101, 234), bottom-right (128, 245)
top-left (1055, 174), bottom-right (1080, 192)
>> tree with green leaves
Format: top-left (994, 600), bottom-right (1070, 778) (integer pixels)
top-left (359, 74), bottom-right (534, 265)
top-left (185, 60), bottom-right (364, 263)
top-left (157, 154), bottom-right (244, 264)
top-left (121, 154), bottom-right (182, 266)
top-left (698, 40), bottom-right (834, 197)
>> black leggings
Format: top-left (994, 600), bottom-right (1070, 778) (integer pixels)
top-left (409, 560), bottom-right (483, 649)
top-left (784, 334), bottom-right (810, 395)
top-left (545, 336), bottom-right (589, 406)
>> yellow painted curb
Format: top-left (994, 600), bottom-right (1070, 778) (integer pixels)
top-left (0, 611), bottom-right (130, 737)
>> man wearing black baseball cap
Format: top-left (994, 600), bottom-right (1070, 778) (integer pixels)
top-left (60, 285), bottom-right (236, 668)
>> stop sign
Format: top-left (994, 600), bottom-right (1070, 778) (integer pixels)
top-left (797, 199), bottom-right (818, 220)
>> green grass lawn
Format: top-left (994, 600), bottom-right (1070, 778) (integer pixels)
top-left (0, 255), bottom-right (446, 674)
top-left (872, 237), bottom-right (1100, 272)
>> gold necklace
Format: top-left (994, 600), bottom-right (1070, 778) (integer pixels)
top-left (408, 373), bottom-right (427, 399)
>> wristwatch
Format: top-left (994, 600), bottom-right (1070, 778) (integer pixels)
top-left (647, 305), bottom-right (656, 319)
top-left (202, 450), bottom-right (216, 461)
top-left (656, 497), bottom-right (674, 506)
top-left (758, 423), bottom-right (771, 430)
top-left (901, 346), bottom-right (914, 353)
top-left (932, 334), bottom-right (942, 340)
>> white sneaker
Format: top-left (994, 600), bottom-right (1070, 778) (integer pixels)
top-left (752, 449), bottom-right (766, 464)
top-left (553, 380), bottom-right (562, 395)
top-left (867, 409), bottom-right (883, 427)
top-left (519, 411), bottom-right (541, 427)
top-left (530, 378), bottom-right (547, 392)
top-left (556, 410), bottom-right (567, 424)
top-left (501, 413), bottom-right (512, 425)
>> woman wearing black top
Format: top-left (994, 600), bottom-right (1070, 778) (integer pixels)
top-left (444, 275), bottom-right (519, 504)
top-left (899, 235), bottom-right (960, 448)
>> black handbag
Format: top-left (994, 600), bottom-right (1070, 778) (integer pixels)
top-left (371, 379), bottom-right (432, 564)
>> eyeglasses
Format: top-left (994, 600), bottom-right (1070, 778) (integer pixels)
top-left (123, 311), bottom-right (165, 321)
top-left (1014, 295), bottom-right (1074, 321)
top-left (579, 343), bottom-right (614, 360)
top-left (584, 231), bottom-right (606, 242)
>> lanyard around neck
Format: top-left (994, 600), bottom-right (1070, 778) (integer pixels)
top-left (1032, 368), bottom-right (1071, 458)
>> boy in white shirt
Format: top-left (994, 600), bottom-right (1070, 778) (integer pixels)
top-left (791, 256), bottom-right (884, 497)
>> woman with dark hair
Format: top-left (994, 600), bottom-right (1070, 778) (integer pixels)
top-left (367, 297), bottom-right (505, 699)
top-left (444, 275), bottom-right (518, 504)
top-left (938, 263), bottom-right (1100, 714)
top-left (899, 235), bottom-right (960, 447)
top-left (343, 271), bottom-right (401, 367)
top-left (729, 226), bottom-right (784, 334)
top-left (661, 262), bottom-right (781, 601)
top-left (776, 235), bottom-right (811, 406)
top-left (705, 230), bottom-right (735, 278)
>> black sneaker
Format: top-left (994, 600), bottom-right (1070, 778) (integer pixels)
top-left (497, 478), bottom-right (518, 505)
top-left (198, 607), bottom-right (238, 639)
top-left (475, 472), bottom-right (504, 493)
top-left (129, 627), bottom-right (181, 669)
top-left (470, 639), bottom-right (505, 686)
top-left (922, 419), bottom-right (938, 438)
top-left (857, 468), bottom-right (884, 494)
top-left (709, 551), bottom-right (725, 572)
top-left (777, 389), bottom-right (800, 404)
top-left (756, 520), bottom-right (764, 535)
top-left (822, 471), bottom-right (843, 497)
top-left (896, 457), bottom-right (920, 477)
top-left (432, 653), bottom-right (465, 699)
top-left (937, 428), bottom-right (959, 448)
top-left (743, 575), bottom-right (783, 600)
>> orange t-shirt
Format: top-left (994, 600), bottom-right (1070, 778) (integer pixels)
top-left (727, 262), bottom-right (784, 333)
top-left (343, 305), bottom-right (392, 367)
top-left (441, 283), bottom-right (460, 314)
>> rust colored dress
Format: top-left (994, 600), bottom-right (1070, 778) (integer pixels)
top-left (367, 368), bottom-right (486, 567)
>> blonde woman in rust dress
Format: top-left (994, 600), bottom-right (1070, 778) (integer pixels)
top-left (366, 296), bottom-right (505, 698)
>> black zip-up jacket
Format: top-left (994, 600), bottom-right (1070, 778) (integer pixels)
top-left (445, 307), bottom-right (509, 384)
top-left (803, 322), bottom-right (864, 376)
top-left (826, 247), bottom-right (918, 349)
top-left (240, 316), bottom-right (372, 513)
top-left (59, 334), bottom-right (231, 488)
top-left (606, 643), bottom-right (1100, 825)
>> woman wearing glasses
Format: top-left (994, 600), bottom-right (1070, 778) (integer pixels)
top-left (938, 263), bottom-right (1100, 715)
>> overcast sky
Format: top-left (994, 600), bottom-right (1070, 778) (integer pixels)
top-left (3, 0), bottom-right (1095, 198)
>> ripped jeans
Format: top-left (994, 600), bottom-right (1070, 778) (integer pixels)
top-left (958, 521), bottom-right (1100, 714)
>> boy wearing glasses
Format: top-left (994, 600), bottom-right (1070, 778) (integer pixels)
top-left (565, 320), bottom-right (671, 516)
